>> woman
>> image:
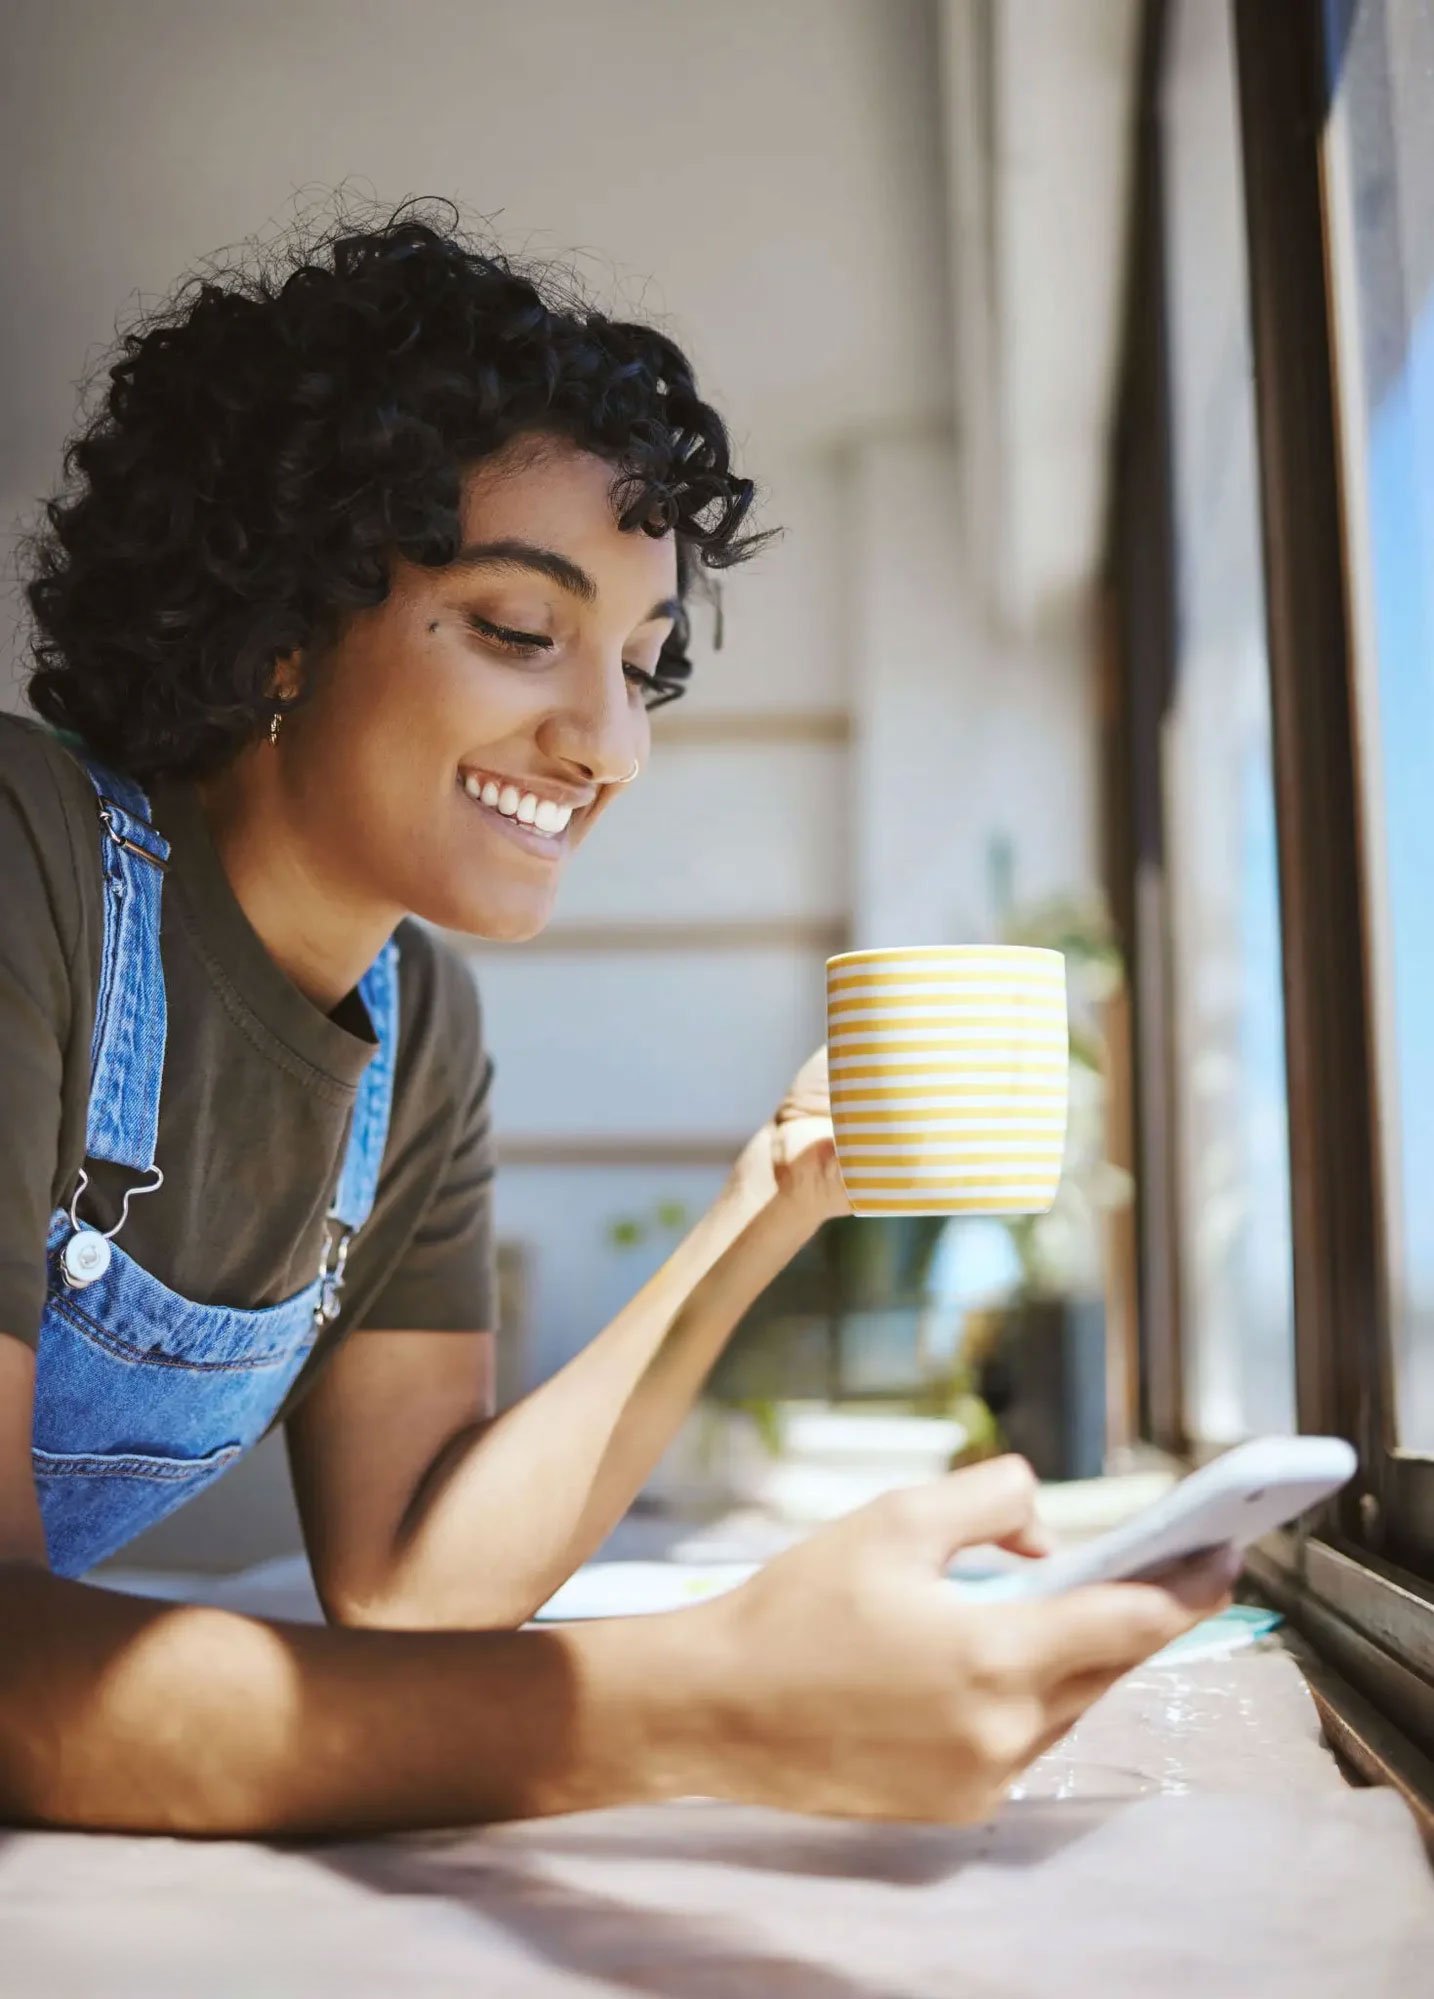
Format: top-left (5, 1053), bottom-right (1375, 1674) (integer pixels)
top-left (0, 208), bottom-right (1231, 1837)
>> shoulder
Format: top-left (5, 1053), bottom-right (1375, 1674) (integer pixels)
top-left (391, 919), bottom-right (488, 1082)
top-left (0, 714), bottom-right (103, 967)
top-left (0, 712), bottom-right (100, 839)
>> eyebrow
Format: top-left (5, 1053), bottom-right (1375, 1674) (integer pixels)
top-left (449, 538), bottom-right (680, 625)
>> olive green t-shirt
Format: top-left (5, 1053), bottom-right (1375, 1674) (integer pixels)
top-left (0, 714), bottom-right (496, 1430)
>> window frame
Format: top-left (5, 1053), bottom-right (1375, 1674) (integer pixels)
top-left (1229, 0), bottom-right (1385, 1517)
top-left (1103, 0), bottom-right (1187, 1461)
top-left (1235, 0), bottom-right (1434, 1583)
top-left (1316, 0), bottom-right (1434, 1557)
top-left (1106, 0), bottom-right (1434, 1795)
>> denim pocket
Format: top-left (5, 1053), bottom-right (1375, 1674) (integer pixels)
top-left (33, 1440), bottom-right (243, 1576)
top-left (35, 1223), bottom-right (321, 1576)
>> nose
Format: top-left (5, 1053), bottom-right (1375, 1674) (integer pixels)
top-left (535, 650), bottom-right (645, 788)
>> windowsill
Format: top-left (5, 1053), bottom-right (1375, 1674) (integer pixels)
top-left (67, 1473), bottom-right (1434, 1993)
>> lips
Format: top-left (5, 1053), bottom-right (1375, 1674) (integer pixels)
top-left (460, 770), bottom-right (575, 837)
top-left (457, 774), bottom-right (571, 858)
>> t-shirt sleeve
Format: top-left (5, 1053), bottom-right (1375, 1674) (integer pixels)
top-left (361, 983), bottom-right (498, 1335)
top-left (0, 746), bottom-right (82, 1347)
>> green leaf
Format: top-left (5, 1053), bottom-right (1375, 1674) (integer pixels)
top-left (738, 1396), bottom-right (786, 1457)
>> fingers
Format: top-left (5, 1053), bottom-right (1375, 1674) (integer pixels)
top-left (1022, 1575), bottom-right (1232, 1769)
top-left (1014, 1673), bottom-right (1126, 1778)
top-left (962, 1664), bottom-right (1128, 1801)
top-left (996, 1519), bottom-right (1052, 1560)
top-left (1018, 1549), bottom-right (1239, 1682)
top-left (959, 1661), bottom-right (1130, 1801)
top-left (1167, 1545), bottom-right (1245, 1604)
top-left (1026, 1558), bottom-right (1236, 1748)
top-left (1041, 1663), bottom-right (1127, 1737)
top-left (777, 1047), bottom-right (831, 1122)
top-left (1005, 1581), bottom-right (1231, 1783)
top-left (853, 1456), bottom-right (1039, 1570)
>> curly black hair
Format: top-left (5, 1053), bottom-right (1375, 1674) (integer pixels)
top-left (21, 199), bottom-right (774, 781)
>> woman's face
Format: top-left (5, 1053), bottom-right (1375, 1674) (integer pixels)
top-left (280, 435), bottom-right (677, 941)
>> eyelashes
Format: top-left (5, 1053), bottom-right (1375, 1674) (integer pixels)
top-left (464, 612), bottom-right (669, 705)
top-left (465, 612), bottom-right (552, 656)
top-left (624, 666), bottom-right (665, 702)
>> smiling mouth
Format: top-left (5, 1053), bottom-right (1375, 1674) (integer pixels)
top-left (457, 773), bottom-right (576, 854)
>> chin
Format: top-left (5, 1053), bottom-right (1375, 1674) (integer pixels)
top-left (409, 881), bottom-right (559, 944)
top-left (462, 906), bottom-right (555, 944)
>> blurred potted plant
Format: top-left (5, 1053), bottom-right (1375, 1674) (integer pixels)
top-left (956, 891), bottom-right (1134, 1479)
top-left (606, 1200), bottom-right (974, 1517)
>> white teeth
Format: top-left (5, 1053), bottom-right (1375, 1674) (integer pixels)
top-left (462, 775), bottom-right (574, 838)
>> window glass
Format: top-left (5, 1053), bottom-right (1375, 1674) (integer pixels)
top-left (1324, 0), bottom-right (1434, 1451)
top-left (1161, 0), bottom-right (1297, 1441)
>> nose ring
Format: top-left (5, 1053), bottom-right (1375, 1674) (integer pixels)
top-left (616, 757), bottom-right (640, 785)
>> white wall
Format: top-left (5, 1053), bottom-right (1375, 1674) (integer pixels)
top-left (940, 0), bottom-right (1140, 636)
top-left (849, 434), bottom-right (1098, 951)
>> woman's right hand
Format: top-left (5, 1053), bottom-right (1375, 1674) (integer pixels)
top-left (691, 1455), bottom-right (1235, 1823)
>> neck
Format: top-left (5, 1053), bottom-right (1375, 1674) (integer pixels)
top-left (195, 748), bottom-right (397, 1016)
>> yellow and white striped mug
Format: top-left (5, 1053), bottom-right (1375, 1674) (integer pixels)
top-left (825, 946), bottom-right (1069, 1216)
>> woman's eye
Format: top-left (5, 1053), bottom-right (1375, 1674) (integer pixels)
top-left (468, 615), bottom-right (674, 709)
top-left (467, 614), bottom-right (551, 657)
top-left (636, 674), bottom-right (684, 711)
top-left (623, 663), bottom-right (662, 700)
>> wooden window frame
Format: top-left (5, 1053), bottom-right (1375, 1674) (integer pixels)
top-left (1106, 0), bottom-right (1434, 1789)
top-left (1103, 0), bottom-right (1186, 1460)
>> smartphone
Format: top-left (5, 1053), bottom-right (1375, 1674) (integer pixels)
top-left (950, 1435), bottom-right (1357, 1604)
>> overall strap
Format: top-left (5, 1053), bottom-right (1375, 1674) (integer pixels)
top-left (72, 754), bottom-right (171, 1172)
top-left (313, 937), bottom-right (400, 1327)
top-left (331, 937), bottom-right (400, 1234)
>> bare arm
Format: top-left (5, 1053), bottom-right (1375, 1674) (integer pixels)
top-left (0, 1331), bottom-right (708, 1835)
top-left (0, 1356), bottom-right (1234, 1839)
top-left (291, 1173), bottom-right (806, 1630)
top-left (0, 1557), bottom-right (716, 1837)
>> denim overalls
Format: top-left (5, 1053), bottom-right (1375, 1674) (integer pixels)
top-left (31, 750), bottom-right (398, 1578)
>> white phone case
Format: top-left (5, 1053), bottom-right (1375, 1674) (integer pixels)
top-left (952, 1436), bottom-right (1357, 1603)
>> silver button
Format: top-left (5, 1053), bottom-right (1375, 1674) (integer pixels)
top-left (62, 1228), bottom-right (112, 1289)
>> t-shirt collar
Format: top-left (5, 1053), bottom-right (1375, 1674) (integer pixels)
top-left (148, 778), bottom-right (379, 1090)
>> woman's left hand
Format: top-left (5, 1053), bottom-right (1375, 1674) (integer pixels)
top-left (728, 1047), bottom-right (854, 1230)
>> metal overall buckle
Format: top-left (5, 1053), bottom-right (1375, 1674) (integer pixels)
top-left (315, 1221), bottom-right (353, 1327)
top-left (60, 1165), bottom-right (165, 1289)
top-left (97, 797), bottom-right (170, 871)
